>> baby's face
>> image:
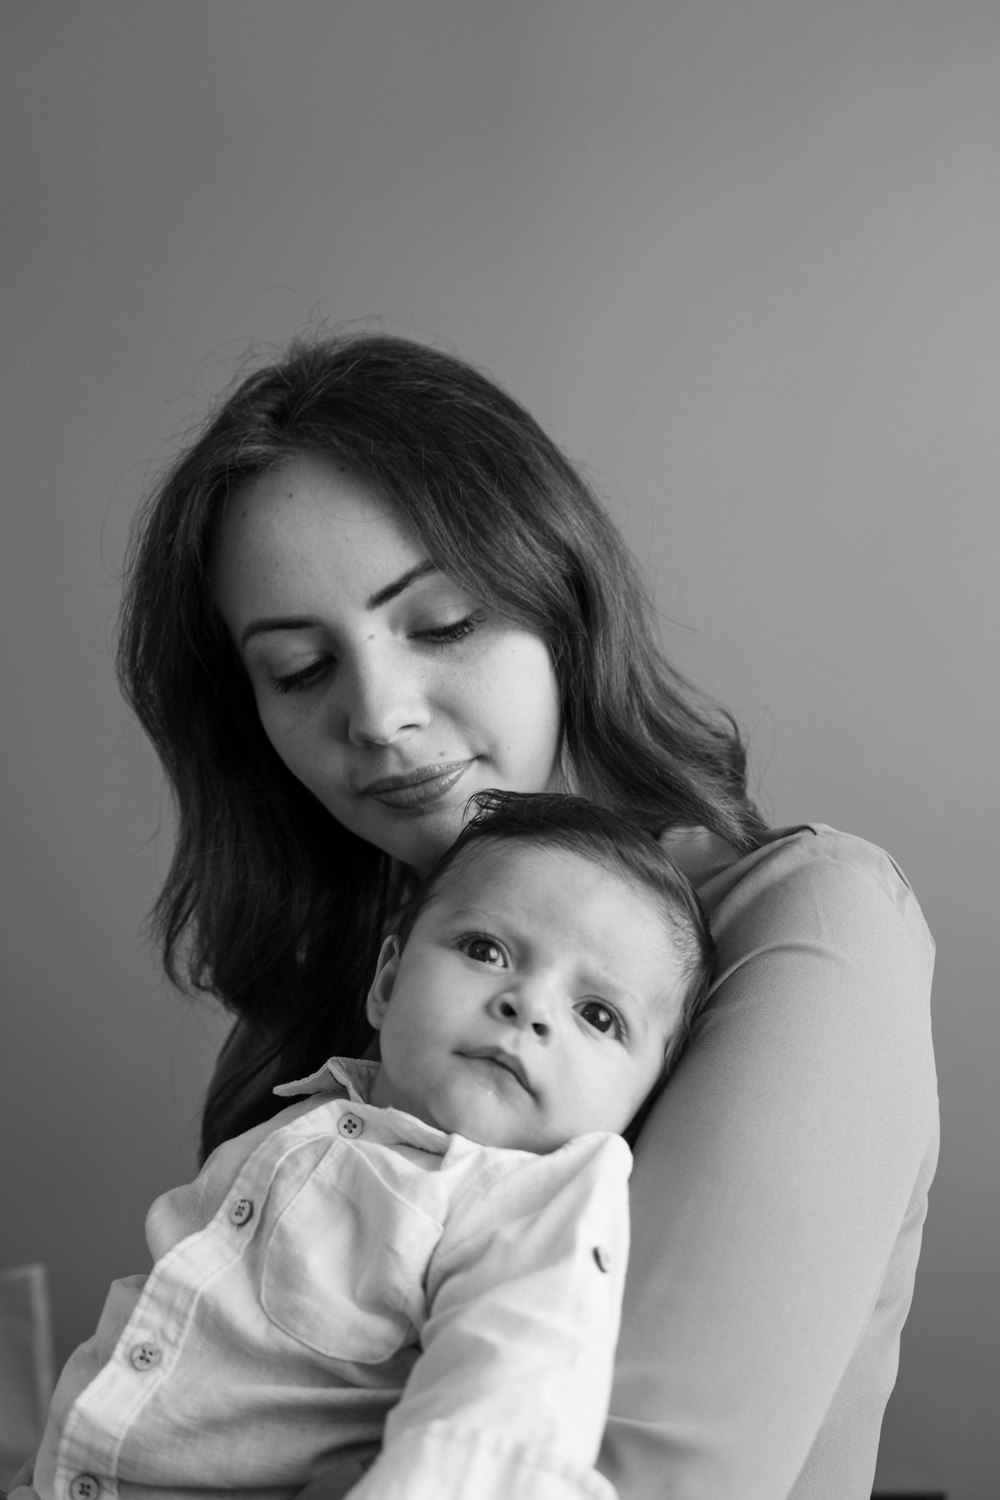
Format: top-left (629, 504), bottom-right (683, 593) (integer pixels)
top-left (366, 843), bottom-right (685, 1152)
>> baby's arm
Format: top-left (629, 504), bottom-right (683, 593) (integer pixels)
top-left (345, 1132), bottom-right (631, 1500)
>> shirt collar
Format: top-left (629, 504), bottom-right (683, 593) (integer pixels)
top-left (272, 1057), bottom-right (459, 1155)
top-left (273, 1056), bottom-right (380, 1105)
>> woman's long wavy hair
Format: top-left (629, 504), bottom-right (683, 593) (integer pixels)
top-left (117, 332), bottom-right (766, 1157)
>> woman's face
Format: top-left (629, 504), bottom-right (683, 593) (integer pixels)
top-left (212, 453), bottom-right (566, 872)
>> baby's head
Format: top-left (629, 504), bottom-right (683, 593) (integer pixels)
top-left (366, 792), bottom-right (713, 1152)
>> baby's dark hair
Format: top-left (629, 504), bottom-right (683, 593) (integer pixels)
top-left (395, 791), bottom-right (715, 1094)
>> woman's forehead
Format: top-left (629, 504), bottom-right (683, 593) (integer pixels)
top-left (211, 455), bottom-right (430, 610)
top-left (220, 453), bottom-right (402, 545)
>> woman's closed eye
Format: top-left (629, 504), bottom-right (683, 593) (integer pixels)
top-left (411, 610), bottom-right (486, 647)
top-left (266, 611), bottom-right (486, 694)
top-left (576, 1000), bottom-right (625, 1040)
top-left (272, 657), bottom-right (332, 694)
top-left (459, 934), bottom-right (509, 967)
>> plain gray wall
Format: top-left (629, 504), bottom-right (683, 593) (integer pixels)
top-left (2, 3), bottom-right (997, 1495)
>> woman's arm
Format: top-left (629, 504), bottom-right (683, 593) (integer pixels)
top-left (600, 826), bottom-right (937, 1500)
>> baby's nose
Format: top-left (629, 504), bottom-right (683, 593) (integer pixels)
top-left (494, 988), bottom-right (552, 1038)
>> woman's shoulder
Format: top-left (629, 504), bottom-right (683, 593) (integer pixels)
top-left (665, 821), bottom-right (935, 972)
top-left (711, 821), bottom-right (927, 911)
top-left (660, 821), bottom-right (937, 1149)
top-left (665, 818), bottom-right (921, 900)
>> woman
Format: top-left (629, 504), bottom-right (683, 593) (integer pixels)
top-left (117, 333), bottom-right (937, 1498)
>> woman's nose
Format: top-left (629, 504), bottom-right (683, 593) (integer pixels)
top-left (342, 647), bottom-right (430, 747)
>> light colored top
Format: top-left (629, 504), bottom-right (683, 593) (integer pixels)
top-left (597, 823), bottom-right (938, 1499)
top-left (34, 1059), bottom-right (631, 1500)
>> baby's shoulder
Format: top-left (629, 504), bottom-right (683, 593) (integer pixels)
top-left (441, 1131), bottom-right (630, 1215)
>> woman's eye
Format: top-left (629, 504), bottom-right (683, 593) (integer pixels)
top-left (578, 1001), bottom-right (622, 1039)
top-left (413, 611), bottom-right (485, 646)
top-left (462, 936), bottom-right (507, 966)
top-left (272, 659), bottom-right (330, 694)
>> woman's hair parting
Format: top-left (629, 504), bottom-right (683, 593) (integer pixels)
top-left (116, 330), bottom-right (760, 1156)
top-left (396, 790), bottom-right (715, 1082)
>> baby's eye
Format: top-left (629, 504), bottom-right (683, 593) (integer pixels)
top-left (461, 936), bottom-right (507, 967)
top-left (577, 1000), bottom-right (623, 1039)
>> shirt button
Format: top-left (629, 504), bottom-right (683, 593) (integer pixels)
top-left (230, 1196), bottom-right (254, 1226)
top-left (592, 1245), bottom-right (611, 1273)
top-left (129, 1341), bottom-right (162, 1372)
top-left (69, 1475), bottom-right (101, 1500)
top-left (338, 1112), bottom-right (365, 1139)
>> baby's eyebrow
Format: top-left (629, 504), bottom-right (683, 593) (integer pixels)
top-left (439, 904), bottom-right (500, 928)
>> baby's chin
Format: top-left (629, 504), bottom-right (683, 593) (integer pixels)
top-left (429, 1097), bottom-right (557, 1154)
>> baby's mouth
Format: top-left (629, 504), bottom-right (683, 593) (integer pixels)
top-left (462, 1047), bottom-right (533, 1094)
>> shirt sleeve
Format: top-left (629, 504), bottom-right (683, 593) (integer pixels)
top-left (346, 1133), bottom-right (632, 1500)
top-left (599, 826), bottom-right (939, 1499)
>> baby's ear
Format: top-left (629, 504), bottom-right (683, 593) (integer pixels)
top-left (366, 935), bottom-right (400, 1030)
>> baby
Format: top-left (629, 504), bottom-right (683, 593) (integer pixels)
top-left (25, 792), bottom-right (713, 1500)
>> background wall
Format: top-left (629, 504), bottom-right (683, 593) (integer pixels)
top-left (2, 3), bottom-right (996, 1495)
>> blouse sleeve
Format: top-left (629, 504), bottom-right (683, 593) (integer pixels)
top-left (599, 825), bottom-right (938, 1500)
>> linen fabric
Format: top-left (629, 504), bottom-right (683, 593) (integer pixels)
top-left (34, 1060), bottom-right (630, 1500)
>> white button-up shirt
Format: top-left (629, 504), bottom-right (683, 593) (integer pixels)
top-left (34, 1059), bottom-right (631, 1500)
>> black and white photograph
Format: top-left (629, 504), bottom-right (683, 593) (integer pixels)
top-left (2, 5), bottom-right (997, 1498)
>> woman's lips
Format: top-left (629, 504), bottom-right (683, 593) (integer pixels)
top-left (360, 760), bottom-right (472, 811)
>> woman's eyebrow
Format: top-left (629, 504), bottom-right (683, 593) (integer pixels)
top-left (240, 615), bottom-right (320, 647)
top-left (239, 560), bottom-right (440, 647)
top-left (366, 559), bottom-right (438, 609)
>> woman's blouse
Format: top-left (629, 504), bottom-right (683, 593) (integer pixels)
top-left (597, 823), bottom-right (937, 1499)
